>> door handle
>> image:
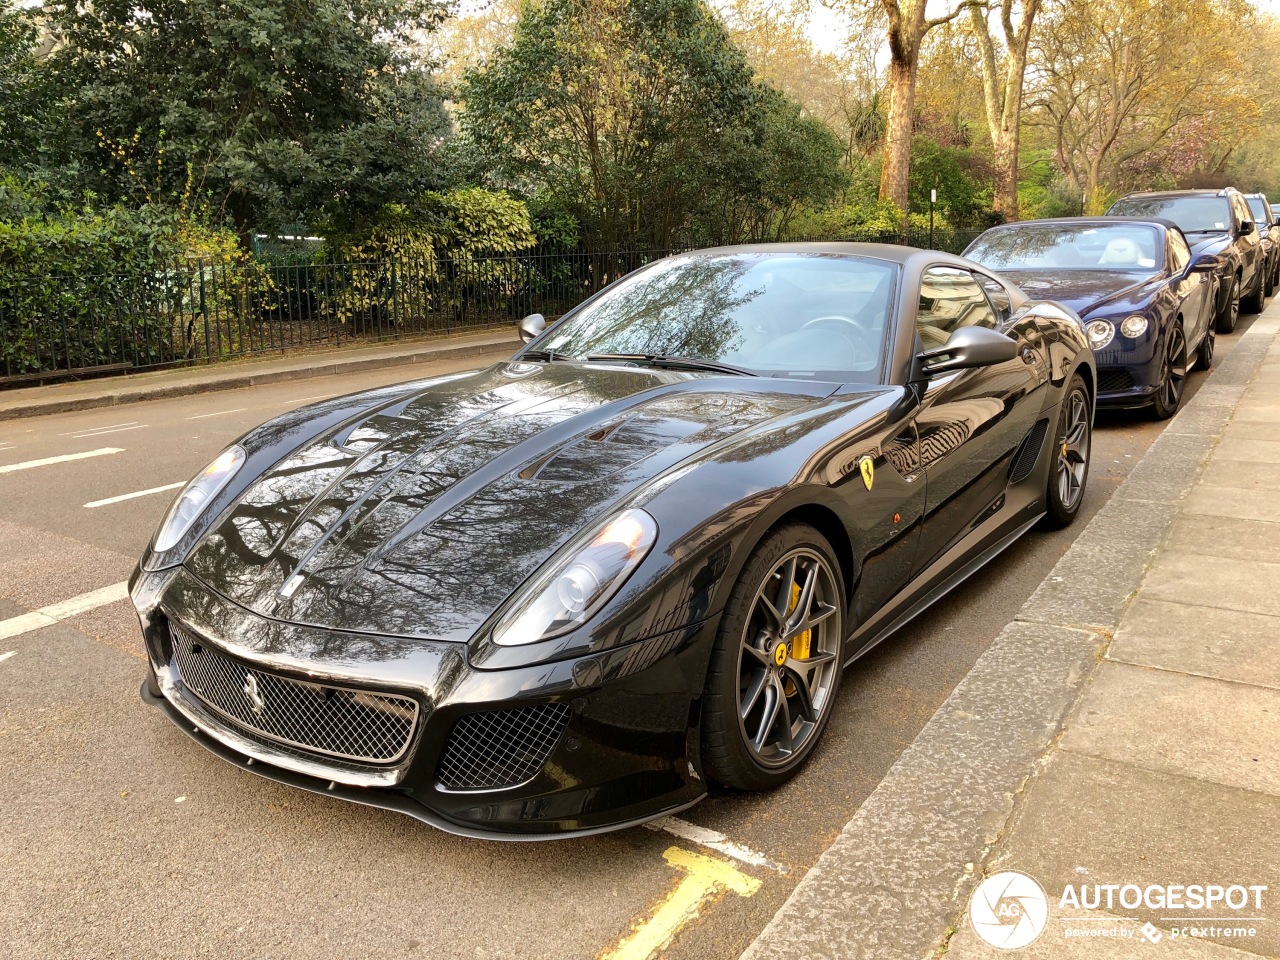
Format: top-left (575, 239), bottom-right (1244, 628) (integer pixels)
top-left (1020, 347), bottom-right (1037, 364)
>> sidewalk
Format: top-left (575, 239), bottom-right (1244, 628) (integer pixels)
top-left (744, 308), bottom-right (1280, 959)
top-left (0, 328), bottom-right (520, 421)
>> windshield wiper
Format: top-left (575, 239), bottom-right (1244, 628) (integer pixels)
top-left (1183, 228), bottom-right (1226, 234)
top-left (584, 353), bottom-right (756, 376)
top-left (521, 348), bottom-right (575, 362)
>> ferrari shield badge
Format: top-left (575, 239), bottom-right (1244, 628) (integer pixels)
top-left (858, 455), bottom-right (875, 491)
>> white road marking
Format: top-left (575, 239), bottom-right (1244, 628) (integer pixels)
top-left (68, 424), bottom-right (147, 439)
top-left (645, 818), bottom-right (787, 873)
top-left (0, 447), bottom-right (124, 476)
top-left (184, 408), bottom-right (246, 420)
top-left (84, 481), bottom-right (184, 509)
top-left (0, 650), bottom-right (16, 664)
top-left (59, 421), bottom-right (136, 436)
top-left (0, 582), bottom-right (130, 640)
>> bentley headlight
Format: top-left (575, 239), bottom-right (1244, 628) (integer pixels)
top-left (1119, 315), bottom-right (1149, 338)
top-left (1085, 319), bottom-right (1115, 350)
top-left (493, 509), bottom-right (658, 646)
top-left (153, 446), bottom-right (245, 552)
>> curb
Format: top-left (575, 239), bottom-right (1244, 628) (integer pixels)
top-left (740, 308), bottom-right (1280, 960)
top-left (0, 335), bottom-right (520, 421)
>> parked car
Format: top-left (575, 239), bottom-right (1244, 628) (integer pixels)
top-left (1106, 188), bottom-right (1264, 333)
top-left (131, 244), bottom-right (1094, 839)
top-left (965, 218), bottom-right (1218, 419)
top-left (1244, 192), bottom-right (1280, 296)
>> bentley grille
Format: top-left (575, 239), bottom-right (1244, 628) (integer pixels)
top-left (169, 622), bottom-right (419, 765)
top-left (436, 703), bottom-right (572, 790)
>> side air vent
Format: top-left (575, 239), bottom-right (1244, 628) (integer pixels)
top-left (435, 703), bottom-right (573, 791)
top-left (1009, 418), bottom-right (1050, 483)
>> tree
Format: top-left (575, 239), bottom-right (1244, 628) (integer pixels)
top-left (38, 0), bottom-right (452, 239)
top-left (1028, 0), bottom-right (1255, 207)
top-left (0, 0), bottom-right (42, 169)
top-left (968, 0), bottom-right (1040, 219)
top-left (836, 0), bottom-right (975, 215)
top-left (461, 0), bottom-right (841, 246)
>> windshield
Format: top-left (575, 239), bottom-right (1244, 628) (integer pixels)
top-left (1107, 196), bottom-right (1231, 233)
top-left (966, 223), bottom-right (1161, 271)
top-left (534, 252), bottom-right (896, 381)
top-left (1248, 197), bottom-right (1270, 222)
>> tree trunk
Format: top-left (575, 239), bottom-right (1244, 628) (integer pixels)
top-left (992, 127), bottom-right (1020, 220)
top-left (879, 54), bottom-right (917, 219)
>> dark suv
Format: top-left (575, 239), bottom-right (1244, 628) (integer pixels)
top-left (1245, 193), bottom-right (1280, 297)
top-left (1106, 188), bottom-right (1265, 333)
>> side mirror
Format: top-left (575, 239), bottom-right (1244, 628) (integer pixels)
top-left (1191, 253), bottom-right (1226, 272)
top-left (917, 326), bottom-right (1019, 376)
top-left (518, 313), bottom-right (547, 343)
top-left (1240, 220), bottom-right (1255, 236)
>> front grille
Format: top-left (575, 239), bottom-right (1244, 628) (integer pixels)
top-left (1008, 418), bottom-right (1050, 483)
top-left (436, 703), bottom-right (572, 791)
top-left (1098, 369), bottom-right (1136, 394)
top-left (169, 622), bottom-right (419, 765)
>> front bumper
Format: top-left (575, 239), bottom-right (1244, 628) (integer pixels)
top-left (1093, 341), bottom-right (1162, 409)
top-left (133, 566), bottom-right (714, 839)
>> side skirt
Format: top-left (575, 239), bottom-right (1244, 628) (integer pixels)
top-left (841, 511), bottom-right (1043, 668)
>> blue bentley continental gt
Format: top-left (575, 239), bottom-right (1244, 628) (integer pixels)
top-left (965, 218), bottom-right (1219, 418)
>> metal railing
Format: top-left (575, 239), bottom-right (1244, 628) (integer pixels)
top-left (0, 228), bottom-right (982, 385)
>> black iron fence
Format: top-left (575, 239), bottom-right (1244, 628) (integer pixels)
top-left (0, 228), bottom-right (982, 386)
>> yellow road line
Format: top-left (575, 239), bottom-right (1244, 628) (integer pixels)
top-left (601, 847), bottom-right (762, 960)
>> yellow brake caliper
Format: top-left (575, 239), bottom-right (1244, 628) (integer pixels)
top-left (784, 582), bottom-right (813, 697)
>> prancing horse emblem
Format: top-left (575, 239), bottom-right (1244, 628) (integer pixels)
top-left (244, 673), bottom-right (266, 715)
top-left (859, 455), bottom-right (875, 491)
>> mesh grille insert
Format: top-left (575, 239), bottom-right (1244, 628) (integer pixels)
top-left (436, 703), bottom-right (572, 790)
top-left (169, 622), bottom-right (419, 765)
top-left (1009, 418), bottom-right (1050, 483)
top-left (1098, 369), bottom-right (1136, 394)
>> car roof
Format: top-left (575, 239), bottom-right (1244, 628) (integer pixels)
top-left (1113, 188), bottom-right (1236, 200)
top-left (670, 241), bottom-right (970, 268)
top-left (981, 216), bottom-right (1179, 232)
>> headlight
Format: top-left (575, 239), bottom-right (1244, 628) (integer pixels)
top-left (1085, 319), bottom-right (1115, 349)
top-left (153, 446), bottom-right (246, 552)
top-left (1119, 315), bottom-right (1149, 338)
top-left (492, 509), bottom-right (658, 646)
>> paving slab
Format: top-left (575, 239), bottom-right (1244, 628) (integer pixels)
top-left (1112, 431), bottom-right (1216, 504)
top-left (1060, 660), bottom-right (1280, 798)
top-left (1200, 458), bottom-right (1280, 491)
top-left (1142, 550), bottom-right (1280, 618)
top-left (1183, 484), bottom-right (1280, 523)
top-left (1216, 436), bottom-right (1280, 461)
top-left (1110, 598), bottom-right (1280, 690)
top-left (1164, 513), bottom-right (1280, 565)
top-left (987, 751), bottom-right (1280, 957)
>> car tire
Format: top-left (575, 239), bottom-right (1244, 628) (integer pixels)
top-left (1040, 373), bottom-right (1091, 530)
top-left (1216, 275), bottom-right (1240, 333)
top-left (1196, 324), bottom-right (1215, 371)
top-left (1267, 257), bottom-right (1277, 298)
top-left (702, 523), bottom-right (845, 791)
top-left (1151, 326), bottom-right (1188, 421)
top-left (1243, 269), bottom-right (1266, 314)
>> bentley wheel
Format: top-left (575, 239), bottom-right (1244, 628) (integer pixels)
top-left (1243, 269), bottom-right (1266, 314)
top-left (702, 524), bottom-right (845, 790)
top-left (1216, 275), bottom-right (1240, 334)
top-left (1041, 374), bottom-right (1091, 529)
top-left (1196, 324), bottom-right (1215, 371)
top-left (1151, 326), bottom-right (1188, 421)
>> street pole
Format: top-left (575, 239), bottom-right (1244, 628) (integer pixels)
top-left (929, 188), bottom-right (936, 249)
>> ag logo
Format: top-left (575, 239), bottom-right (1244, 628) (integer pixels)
top-left (858, 455), bottom-right (875, 491)
top-left (969, 871), bottom-right (1049, 950)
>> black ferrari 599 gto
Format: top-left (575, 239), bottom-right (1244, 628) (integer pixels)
top-left (131, 243), bottom-right (1094, 839)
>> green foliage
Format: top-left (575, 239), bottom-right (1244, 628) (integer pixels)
top-left (784, 197), bottom-right (904, 240)
top-left (0, 1), bottom-right (41, 169)
top-left (907, 136), bottom-right (996, 228)
top-left (460, 0), bottom-right (841, 247)
top-left (37, 0), bottom-right (451, 236)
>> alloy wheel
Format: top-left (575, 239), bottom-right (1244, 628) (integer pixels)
top-left (1056, 387), bottom-right (1090, 512)
top-left (736, 548), bottom-right (841, 767)
top-left (1161, 327), bottom-right (1188, 412)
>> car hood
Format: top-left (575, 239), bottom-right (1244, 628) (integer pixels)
top-left (1188, 233), bottom-right (1231, 256)
top-left (1006, 270), bottom-right (1158, 316)
top-left (185, 361), bottom-right (837, 641)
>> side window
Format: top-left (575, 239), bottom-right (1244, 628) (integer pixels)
top-left (1168, 231), bottom-right (1191, 273)
top-left (917, 267), bottom-right (997, 349)
top-left (1232, 195), bottom-right (1251, 230)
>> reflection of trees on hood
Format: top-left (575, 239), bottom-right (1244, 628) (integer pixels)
top-left (548, 256), bottom-right (759, 358)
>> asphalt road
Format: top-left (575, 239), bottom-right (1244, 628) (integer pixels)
top-left (0, 318), bottom-right (1256, 960)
